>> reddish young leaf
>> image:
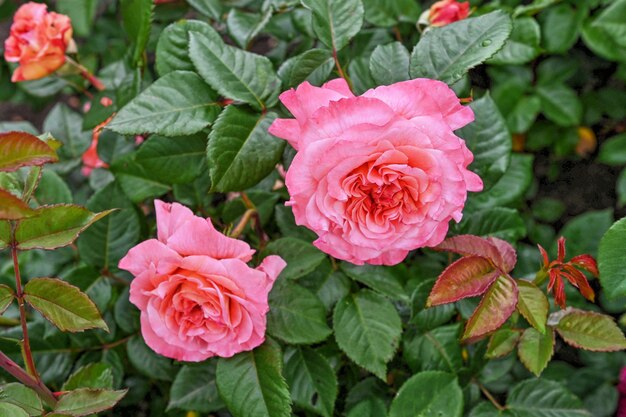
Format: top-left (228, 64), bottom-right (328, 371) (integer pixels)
top-left (557, 236), bottom-right (566, 262)
top-left (487, 236), bottom-right (517, 272)
top-left (0, 189), bottom-right (36, 220)
top-left (537, 244), bottom-right (549, 268)
top-left (434, 235), bottom-right (505, 271)
top-left (570, 254), bottom-right (599, 277)
top-left (0, 131), bottom-right (58, 172)
top-left (462, 275), bottom-right (518, 342)
top-left (427, 256), bottom-right (499, 307)
top-left (556, 309), bottom-right (626, 351)
top-left (561, 265), bottom-right (595, 303)
top-left (548, 270), bottom-right (567, 309)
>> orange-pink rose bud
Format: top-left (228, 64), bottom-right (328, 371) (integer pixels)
top-left (429, 0), bottom-right (470, 27)
top-left (3, 2), bottom-right (73, 82)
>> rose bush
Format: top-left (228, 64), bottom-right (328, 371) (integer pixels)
top-left (1, 0), bottom-right (626, 417)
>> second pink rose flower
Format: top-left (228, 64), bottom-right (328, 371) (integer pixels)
top-left (269, 78), bottom-right (482, 265)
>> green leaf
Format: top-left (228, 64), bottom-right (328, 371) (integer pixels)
top-left (111, 155), bottom-right (171, 203)
top-left (108, 71), bottom-right (221, 136)
top-left (556, 310), bottom-right (626, 351)
top-left (216, 340), bottom-right (292, 417)
top-left (560, 209), bottom-right (613, 257)
top-left (186, 0), bottom-right (222, 20)
top-left (597, 133), bottom-right (626, 165)
top-left (362, 0), bottom-right (419, 26)
top-left (388, 371), bottom-right (463, 417)
top-left (0, 189), bottom-right (36, 220)
top-left (207, 106), bottom-right (283, 192)
top-left (227, 8), bottom-right (272, 49)
top-left (456, 94), bottom-right (511, 190)
top-left (0, 383), bottom-right (43, 416)
top-left (467, 154), bottom-right (534, 210)
top-left (540, 4), bottom-right (583, 54)
top-left (15, 205), bottom-right (113, 250)
top-left (0, 402), bottom-right (29, 417)
top-left (126, 134), bottom-right (207, 185)
top-left (369, 42), bottom-right (410, 85)
top-left (23, 278), bottom-right (108, 333)
top-left (457, 207), bottom-right (527, 242)
top-left (517, 280), bottom-right (548, 333)
top-left (410, 280), bottom-right (456, 330)
top-left (267, 281), bottom-right (332, 344)
top-left (404, 324), bottom-right (463, 373)
top-left (62, 363), bottom-right (114, 391)
top-left (155, 20), bottom-right (222, 77)
top-left (486, 329), bottom-right (520, 358)
top-left (507, 95), bottom-right (542, 134)
top-left (54, 389), bottom-right (126, 417)
top-left (121, 0), bottom-right (153, 66)
top-left (427, 256), bottom-right (499, 307)
top-left (0, 285), bottom-right (14, 314)
top-left (0, 131), bottom-right (58, 172)
top-left (265, 238), bottom-right (326, 280)
top-left (277, 49), bottom-right (334, 89)
top-left (284, 347), bottom-right (337, 417)
top-left (582, 0), bottom-right (626, 62)
top-left (333, 290), bottom-right (402, 380)
top-left (514, 0), bottom-right (560, 17)
top-left (340, 263), bottom-right (408, 302)
top-left (507, 379), bottom-right (592, 417)
top-left (168, 363), bottom-right (224, 412)
top-left (77, 182), bottom-right (141, 269)
top-left (127, 336), bottom-right (178, 381)
top-left (518, 327), bottom-right (554, 377)
top-left (346, 398), bottom-right (387, 417)
top-left (617, 169), bottom-right (626, 208)
top-left (463, 275), bottom-right (518, 342)
top-left (301, 0), bottom-right (364, 52)
top-left (34, 170), bottom-right (72, 205)
top-left (409, 11), bottom-right (513, 85)
top-left (56, 0), bottom-right (96, 36)
top-left (599, 217), bottom-right (626, 298)
top-left (489, 17), bottom-right (541, 65)
top-left (189, 31), bottom-right (280, 110)
top-left (537, 84), bottom-right (583, 127)
top-left (42, 104), bottom-right (91, 159)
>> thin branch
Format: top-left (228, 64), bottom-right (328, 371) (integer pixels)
top-left (0, 351), bottom-right (57, 407)
top-left (476, 380), bottom-right (505, 411)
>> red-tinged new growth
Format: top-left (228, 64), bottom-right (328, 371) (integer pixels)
top-left (428, 235), bottom-right (519, 341)
top-left (538, 237), bottom-right (597, 309)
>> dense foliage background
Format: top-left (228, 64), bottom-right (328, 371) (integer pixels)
top-left (1, 0), bottom-right (626, 416)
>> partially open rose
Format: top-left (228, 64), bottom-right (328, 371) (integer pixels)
top-left (429, 0), bottom-right (470, 27)
top-left (269, 78), bottom-right (482, 265)
top-left (4, 2), bottom-right (73, 82)
top-left (119, 200), bottom-right (286, 361)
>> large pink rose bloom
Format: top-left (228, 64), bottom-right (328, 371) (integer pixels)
top-left (4, 2), bottom-right (73, 82)
top-left (118, 200), bottom-right (286, 361)
top-left (269, 78), bottom-right (482, 265)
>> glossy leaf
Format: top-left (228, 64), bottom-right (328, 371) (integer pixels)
top-left (369, 42), bottom-right (410, 85)
top-left (216, 340), bottom-right (292, 417)
top-left (301, 0), bottom-right (364, 52)
top-left (410, 11), bottom-right (513, 85)
top-left (23, 278), bottom-right (108, 332)
top-left (189, 31), bottom-right (280, 110)
top-left (404, 324), bottom-right (463, 373)
top-left (457, 207), bottom-right (527, 243)
top-left (333, 290), bottom-right (402, 380)
top-left (0, 383), bottom-right (43, 416)
top-left (389, 371), bottom-right (463, 417)
top-left (208, 106), bottom-right (283, 192)
top-left (517, 280), bottom-right (549, 333)
top-left (556, 310), bottom-right (626, 351)
top-left (283, 347), bottom-right (337, 417)
top-left (0, 131), bottom-right (58, 172)
top-left (486, 329), bottom-right (520, 358)
top-left (341, 263), bottom-right (408, 302)
top-left (489, 17), bottom-right (541, 65)
top-left (265, 238), bottom-right (326, 280)
top-left (518, 327), bottom-right (555, 376)
top-left (463, 275), bottom-right (518, 342)
top-left (167, 363), bottom-right (223, 413)
top-left (54, 389), bottom-right (127, 417)
top-left (267, 281), bottom-right (332, 344)
top-left (15, 205), bottom-right (113, 250)
top-left (277, 49), bottom-right (334, 89)
top-left (598, 217), bottom-right (626, 298)
top-left (108, 71), bottom-right (221, 136)
top-left (507, 379), bottom-right (592, 417)
top-left (427, 256), bottom-right (499, 307)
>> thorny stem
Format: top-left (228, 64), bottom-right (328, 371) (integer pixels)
top-left (65, 56), bottom-right (106, 92)
top-left (476, 380), bottom-right (505, 411)
top-left (332, 49), bottom-right (353, 92)
top-left (0, 351), bottom-right (57, 407)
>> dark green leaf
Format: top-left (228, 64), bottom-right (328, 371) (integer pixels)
top-left (599, 217), bottom-right (626, 298)
top-left (168, 363), bottom-right (223, 412)
top-left (301, 0), bottom-right (364, 52)
top-left (340, 263), bottom-right (407, 301)
top-left (265, 238), bottom-right (326, 280)
top-left (369, 42), bottom-right (410, 85)
top-left (489, 17), bottom-right (541, 65)
top-left (277, 49), bottom-right (334, 89)
top-left (537, 84), bottom-right (583, 127)
top-left (389, 371), bottom-right (463, 417)
top-left (121, 0), bottom-right (153, 66)
top-left (127, 336), bottom-right (178, 381)
top-left (62, 363), bottom-right (114, 390)
top-left (507, 379), bottom-right (592, 417)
